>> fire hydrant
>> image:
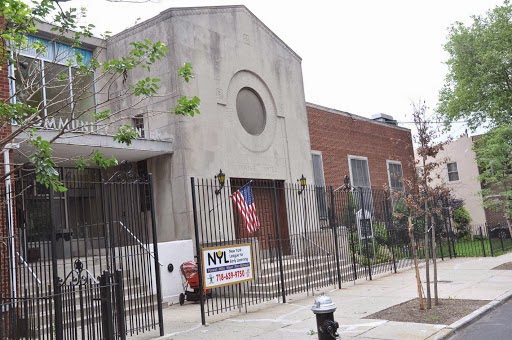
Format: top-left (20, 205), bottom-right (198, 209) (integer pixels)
top-left (311, 294), bottom-right (339, 340)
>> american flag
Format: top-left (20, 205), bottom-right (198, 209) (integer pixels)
top-left (231, 183), bottom-right (261, 234)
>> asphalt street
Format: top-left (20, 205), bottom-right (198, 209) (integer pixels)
top-left (449, 299), bottom-right (512, 340)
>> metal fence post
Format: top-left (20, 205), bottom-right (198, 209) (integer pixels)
top-left (100, 271), bottom-right (114, 340)
top-left (49, 187), bottom-right (64, 340)
top-left (358, 189), bottom-right (372, 281)
top-left (268, 233), bottom-right (274, 264)
top-left (487, 224), bottom-right (495, 257)
top-left (330, 187), bottom-right (342, 288)
top-left (347, 192), bottom-right (358, 281)
top-left (190, 177), bottom-right (206, 325)
top-left (148, 174), bottom-right (164, 336)
top-left (479, 226), bottom-right (486, 257)
top-left (114, 269), bottom-right (126, 340)
top-left (384, 191), bottom-right (397, 274)
top-left (272, 180), bottom-right (287, 303)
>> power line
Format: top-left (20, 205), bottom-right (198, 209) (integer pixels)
top-left (397, 120), bottom-right (468, 125)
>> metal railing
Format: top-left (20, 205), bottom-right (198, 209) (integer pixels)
top-left (191, 178), bottom-right (512, 322)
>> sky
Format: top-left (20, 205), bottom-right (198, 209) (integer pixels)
top-left (60, 0), bottom-right (504, 138)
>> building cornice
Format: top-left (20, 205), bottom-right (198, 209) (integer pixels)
top-left (109, 5), bottom-right (301, 62)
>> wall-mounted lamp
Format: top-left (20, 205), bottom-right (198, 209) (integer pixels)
top-left (298, 174), bottom-right (306, 195)
top-left (214, 169), bottom-right (226, 195)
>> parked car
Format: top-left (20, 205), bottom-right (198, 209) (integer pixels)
top-left (489, 224), bottom-right (512, 239)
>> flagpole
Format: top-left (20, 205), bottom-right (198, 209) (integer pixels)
top-left (209, 180), bottom-right (254, 214)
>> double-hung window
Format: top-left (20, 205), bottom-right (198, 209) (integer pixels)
top-left (447, 162), bottom-right (459, 182)
top-left (387, 160), bottom-right (404, 192)
top-left (348, 156), bottom-right (372, 212)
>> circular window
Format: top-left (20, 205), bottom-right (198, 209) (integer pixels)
top-left (236, 88), bottom-right (266, 136)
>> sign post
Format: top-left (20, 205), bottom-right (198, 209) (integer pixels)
top-left (201, 243), bottom-right (254, 289)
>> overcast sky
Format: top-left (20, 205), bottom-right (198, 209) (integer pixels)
top-left (61, 0), bottom-right (503, 137)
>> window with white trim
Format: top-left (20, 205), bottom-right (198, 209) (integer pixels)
top-left (132, 114), bottom-right (145, 138)
top-left (349, 157), bottom-right (371, 188)
top-left (447, 162), bottom-right (459, 181)
top-left (348, 156), bottom-right (373, 212)
top-left (312, 152), bottom-right (328, 220)
top-left (387, 161), bottom-right (404, 191)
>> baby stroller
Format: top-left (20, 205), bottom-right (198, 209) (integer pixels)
top-left (179, 260), bottom-right (211, 305)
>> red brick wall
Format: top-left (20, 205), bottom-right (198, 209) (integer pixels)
top-left (307, 104), bottom-right (416, 189)
top-left (0, 14), bottom-right (14, 314)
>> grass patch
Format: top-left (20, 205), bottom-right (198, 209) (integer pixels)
top-left (436, 238), bottom-right (512, 257)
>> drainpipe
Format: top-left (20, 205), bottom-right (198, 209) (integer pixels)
top-left (4, 144), bottom-right (18, 302)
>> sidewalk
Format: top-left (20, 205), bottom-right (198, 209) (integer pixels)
top-left (142, 253), bottom-right (512, 339)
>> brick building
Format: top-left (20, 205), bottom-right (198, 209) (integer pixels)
top-left (307, 102), bottom-right (416, 190)
top-left (0, 14), bottom-right (13, 319)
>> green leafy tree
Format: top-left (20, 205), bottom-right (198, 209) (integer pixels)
top-left (438, 1), bottom-right (512, 236)
top-left (452, 206), bottom-right (471, 239)
top-left (473, 125), bottom-right (512, 235)
top-left (1, 0), bottom-right (200, 191)
top-left (437, 1), bottom-right (512, 130)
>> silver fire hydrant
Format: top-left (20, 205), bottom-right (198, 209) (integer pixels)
top-left (311, 294), bottom-right (339, 340)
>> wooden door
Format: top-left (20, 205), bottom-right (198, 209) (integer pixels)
top-left (231, 178), bottom-right (290, 255)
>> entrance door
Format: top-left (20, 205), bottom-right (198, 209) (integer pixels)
top-left (231, 178), bottom-right (290, 255)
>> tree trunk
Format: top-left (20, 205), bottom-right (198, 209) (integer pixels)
top-left (409, 217), bottom-right (424, 310)
top-left (507, 218), bottom-right (512, 239)
top-left (424, 203), bottom-right (431, 309)
top-left (422, 156), bottom-right (431, 309)
top-left (431, 221), bottom-right (439, 305)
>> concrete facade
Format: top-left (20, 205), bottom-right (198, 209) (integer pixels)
top-left (106, 6), bottom-right (313, 243)
top-left (427, 135), bottom-right (487, 226)
top-left (307, 103), bottom-right (416, 189)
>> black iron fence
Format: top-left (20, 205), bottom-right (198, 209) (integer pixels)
top-left (0, 168), bottom-right (163, 339)
top-left (191, 178), bottom-right (512, 323)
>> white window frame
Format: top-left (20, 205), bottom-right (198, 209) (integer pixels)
top-left (10, 41), bottom-right (96, 125)
top-left (311, 151), bottom-right (325, 186)
top-left (447, 162), bottom-right (460, 182)
top-left (132, 114), bottom-right (145, 138)
top-left (347, 155), bottom-right (372, 188)
top-left (311, 151), bottom-right (328, 221)
top-left (386, 160), bottom-right (404, 191)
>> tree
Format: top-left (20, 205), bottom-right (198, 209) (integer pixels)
top-left (437, 1), bottom-right (512, 130)
top-left (438, 1), bottom-right (512, 237)
top-left (473, 124), bottom-right (512, 235)
top-left (393, 101), bottom-right (451, 309)
top-left (452, 206), bottom-right (472, 239)
top-left (0, 0), bottom-right (200, 190)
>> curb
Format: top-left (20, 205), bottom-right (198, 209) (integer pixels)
top-left (433, 290), bottom-right (512, 340)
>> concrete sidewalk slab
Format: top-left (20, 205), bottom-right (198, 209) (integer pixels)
top-left (143, 253), bottom-right (512, 340)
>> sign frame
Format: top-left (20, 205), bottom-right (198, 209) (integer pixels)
top-left (201, 243), bottom-right (255, 289)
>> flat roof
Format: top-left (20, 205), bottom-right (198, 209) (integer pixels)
top-left (306, 102), bottom-right (411, 132)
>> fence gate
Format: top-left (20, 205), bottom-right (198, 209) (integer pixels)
top-left (0, 167), bottom-right (163, 339)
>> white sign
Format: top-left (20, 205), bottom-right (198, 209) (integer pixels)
top-left (356, 209), bottom-right (374, 239)
top-left (201, 243), bottom-right (254, 289)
